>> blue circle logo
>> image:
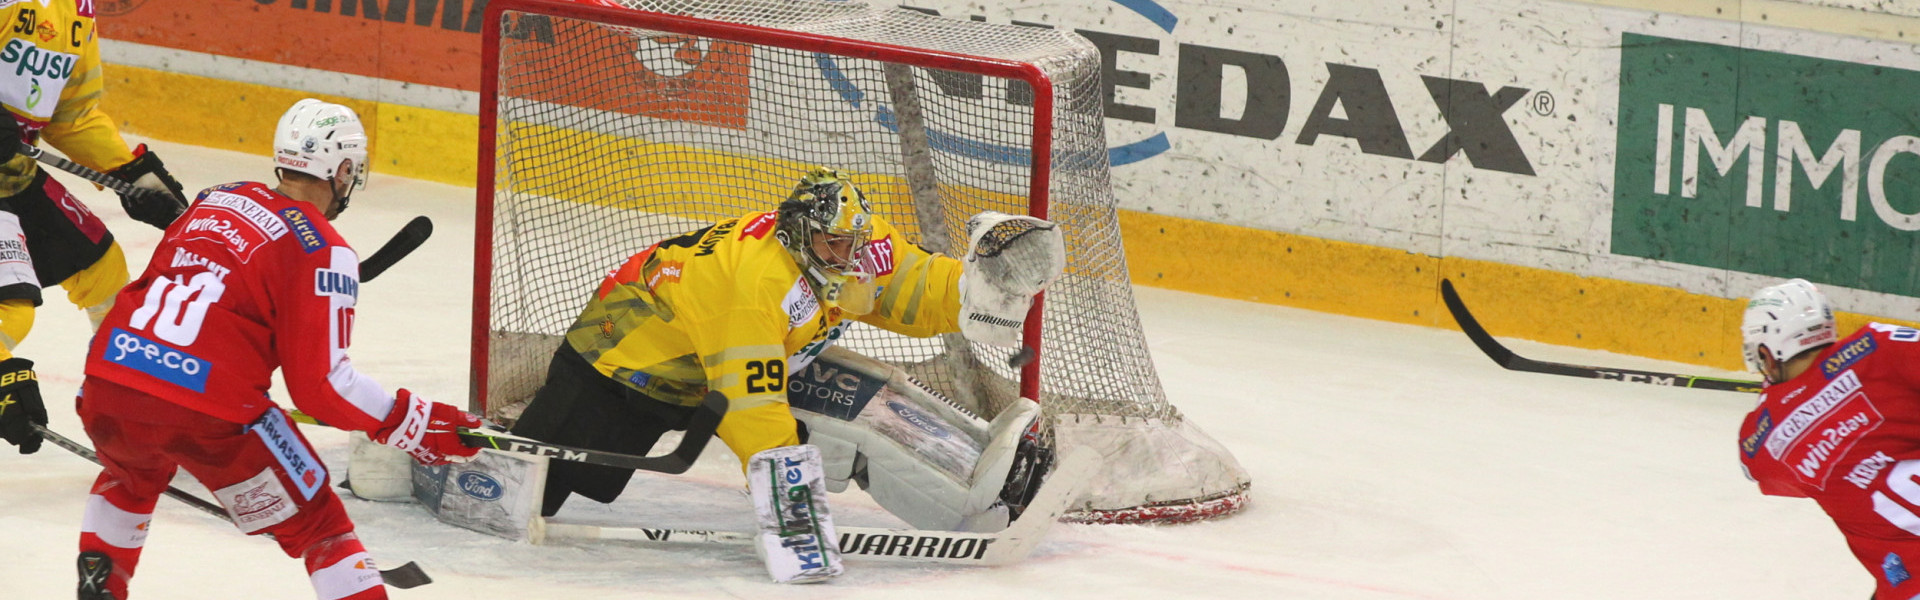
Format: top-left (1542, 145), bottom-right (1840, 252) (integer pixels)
top-left (455, 471), bottom-right (504, 501)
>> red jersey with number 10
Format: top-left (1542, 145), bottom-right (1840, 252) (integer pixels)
top-left (1740, 323), bottom-right (1920, 596)
top-left (84, 182), bottom-right (395, 432)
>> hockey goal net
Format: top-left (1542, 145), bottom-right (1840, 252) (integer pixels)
top-left (475, 0), bottom-right (1250, 524)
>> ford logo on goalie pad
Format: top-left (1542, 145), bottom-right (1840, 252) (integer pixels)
top-left (456, 471), bottom-right (504, 501)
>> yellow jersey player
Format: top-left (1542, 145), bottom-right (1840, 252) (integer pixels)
top-left (0, 0), bottom-right (189, 455)
top-left (509, 167), bottom-right (1065, 582)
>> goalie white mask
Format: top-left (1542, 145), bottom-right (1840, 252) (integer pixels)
top-left (1741, 278), bottom-right (1837, 380)
top-left (275, 99), bottom-right (369, 194)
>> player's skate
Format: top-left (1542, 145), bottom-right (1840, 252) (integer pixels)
top-left (77, 551), bottom-right (116, 600)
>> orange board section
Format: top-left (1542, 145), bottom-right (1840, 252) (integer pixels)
top-left (97, 0), bottom-right (498, 92)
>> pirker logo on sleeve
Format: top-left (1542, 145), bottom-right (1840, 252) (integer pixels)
top-left (1613, 33), bottom-right (1920, 296)
top-left (1822, 335), bottom-right (1877, 379)
top-left (1741, 410), bottom-right (1773, 458)
top-left (279, 207), bottom-right (327, 253)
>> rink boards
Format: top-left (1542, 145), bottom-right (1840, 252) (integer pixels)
top-left (86, 0), bottom-right (1920, 370)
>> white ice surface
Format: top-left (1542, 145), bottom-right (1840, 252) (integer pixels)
top-left (0, 138), bottom-right (1862, 598)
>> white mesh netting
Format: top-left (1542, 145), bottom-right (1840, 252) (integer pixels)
top-left (479, 0), bottom-right (1249, 523)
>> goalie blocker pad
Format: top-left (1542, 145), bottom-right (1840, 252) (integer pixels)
top-left (959, 211), bottom-right (1065, 347)
top-left (749, 445), bottom-right (844, 584)
top-left (789, 346), bottom-right (1037, 533)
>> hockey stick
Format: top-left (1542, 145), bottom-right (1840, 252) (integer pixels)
top-left (1439, 279), bottom-right (1764, 393)
top-left (19, 142), bottom-right (189, 224)
top-left (532, 447), bottom-right (1097, 566)
top-left (19, 143), bottom-right (144, 197)
top-left (31, 424), bottom-right (434, 589)
top-left (455, 391), bottom-right (727, 475)
top-left (35, 423), bottom-right (228, 518)
top-left (20, 140), bottom-right (429, 282)
top-left (359, 216), bottom-right (432, 282)
top-left (290, 391), bottom-right (726, 475)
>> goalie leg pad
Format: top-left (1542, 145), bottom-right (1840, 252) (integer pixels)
top-left (788, 347), bottom-right (1034, 532)
top-left (793, 395), bottom-right (1035, 533)
top-left (749, 445), bottom-right (844, 584)
top-left (346, 434), bottom-right (414, 502)
top-left (959, 212), bottom-right (1066, 347)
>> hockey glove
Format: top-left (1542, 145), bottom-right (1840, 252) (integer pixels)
top-left (105, 144), bottom-right (188, 230)
top-left (369, 389), bottom-right (482, 466)
top-left (0, 357), bottom-right (44, 454)
top-left (0, 116), bottom-right (21, 165)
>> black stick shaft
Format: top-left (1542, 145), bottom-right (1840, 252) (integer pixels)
top-left (19, 144), bottom-right (139, 195)
top-left (35, 423), bottom-right (432, 587)
top-left (457, 391), bottom-right (724, 474)
top-left (1439, 279), bottom-right (1763, 393)
top-left (35, 424), bottom-right (227, 517)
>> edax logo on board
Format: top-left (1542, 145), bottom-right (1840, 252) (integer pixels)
top-left (1613, 33), bottom-right (1920, 296)
top-left (874, 1), bottom-right (1539, 174)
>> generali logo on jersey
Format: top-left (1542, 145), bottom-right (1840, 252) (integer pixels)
top-left (1766, 371), bottom-right (1886, 490)
top-left (187, 192), bottom-right (290, 263)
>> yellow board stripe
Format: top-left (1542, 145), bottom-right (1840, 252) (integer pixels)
top-left (1122, 209), bottom-right (1920, 371)
top-left (104, 64), bottom-right (1920, 373)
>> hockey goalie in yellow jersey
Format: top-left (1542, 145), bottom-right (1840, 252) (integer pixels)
top-left (509, 167), bottom-right (1066, 582)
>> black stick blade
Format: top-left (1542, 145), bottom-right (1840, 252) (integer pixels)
top-left (379, 561), bottom-right (432, 589)
top-left (360, 216), bottom-right (433, 282)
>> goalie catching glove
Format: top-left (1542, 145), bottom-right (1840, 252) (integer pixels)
top-left (105, 144), bottom-right (189, 230)
top-left (368, 389), bottom-right (481, 466)
top-left (959, 211), bottom-right (1066, 347)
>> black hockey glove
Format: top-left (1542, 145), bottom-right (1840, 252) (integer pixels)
top-left (0, 357), bottom-right (45, 454)
top-left (0, 115), bottom-right (21, 165)
top-left (106, 144), bottom-right (188, 230)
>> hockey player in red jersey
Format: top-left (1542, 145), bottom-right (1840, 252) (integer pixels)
top-left (1738, 278), bottom-right (1920, 599)
top-left (70, 99), bottom-right (479, 600)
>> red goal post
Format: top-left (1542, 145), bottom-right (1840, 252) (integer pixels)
top-left (473, 0), bottom-right (1250, 524)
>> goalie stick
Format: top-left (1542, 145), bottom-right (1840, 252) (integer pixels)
top-left (1439, 279), bottom-right (1763, 393)
top-left (531, 447), bottom-right (1097, 566)
top-left (32, 424), bottom-right (434, 589)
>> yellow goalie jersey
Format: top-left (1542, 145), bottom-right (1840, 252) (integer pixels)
top-left (563, 211), bottom-right (963, 464)
top-left (0, 0), bottom-right (136, 195)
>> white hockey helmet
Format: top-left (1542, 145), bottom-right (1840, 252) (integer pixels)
top-left (274, 99), bottom-right (368, 192)
top-left (1741, 278), bottom-right (1838, 376)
